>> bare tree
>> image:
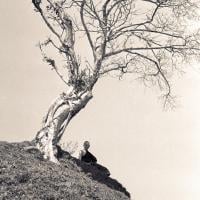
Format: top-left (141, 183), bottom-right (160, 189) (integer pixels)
top-left (31, 0), bottom-right (200, 163)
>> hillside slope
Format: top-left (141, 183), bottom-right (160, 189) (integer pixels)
top-left (0, 141), bottom-right (130, 200)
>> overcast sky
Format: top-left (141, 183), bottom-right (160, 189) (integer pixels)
top-left (1, 1), bottom-right (200, 200)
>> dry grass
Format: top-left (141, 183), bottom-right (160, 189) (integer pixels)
top-left (0, 141), bottom-right (130, 200)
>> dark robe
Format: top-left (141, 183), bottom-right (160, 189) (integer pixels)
top-left (81, 150), bottom-right (97, 163)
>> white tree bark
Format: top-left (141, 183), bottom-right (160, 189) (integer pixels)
top-left (35, 89), bottom-right (93, 163)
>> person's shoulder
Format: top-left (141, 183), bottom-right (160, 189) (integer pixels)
top-left (79, 149), bottom-right (83, 154)
top-left (79, 149), bottom-right (86, 156)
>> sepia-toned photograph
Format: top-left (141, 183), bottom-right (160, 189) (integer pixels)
top-left (0, 1), bottom-right (200, 199)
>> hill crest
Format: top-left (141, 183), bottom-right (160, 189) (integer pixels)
top-left (0, 141), bottom-right (130, 200)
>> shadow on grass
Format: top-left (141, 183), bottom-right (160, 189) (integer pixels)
top-left (57, 148), bottom-right (130, 198)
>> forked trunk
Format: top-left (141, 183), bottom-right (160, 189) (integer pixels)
top-left (34, 89), bottom-right (93, 163)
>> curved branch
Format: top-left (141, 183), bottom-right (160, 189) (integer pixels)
top-left (32, 1), bottom-right (63, 44)
top-left (127, 51), bottom-right (171, 98)
top-left (104, 45), bottom-right (200, 58)
top-left (80, 0), bottom-right (96, 59)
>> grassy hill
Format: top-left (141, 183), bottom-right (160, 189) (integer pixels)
top-left (0, 141), bottom-right (130, 200)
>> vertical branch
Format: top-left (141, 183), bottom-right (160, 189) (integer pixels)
top-left (80, 0), bottom-right (96, 60)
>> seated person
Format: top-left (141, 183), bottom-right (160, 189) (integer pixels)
top-left (79, 141), bottom-right (110, 176)
top-left (79, 141), bottom-right (97, 163)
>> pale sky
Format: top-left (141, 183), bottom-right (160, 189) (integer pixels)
top-left (1, 1), bottom-right (200, 200)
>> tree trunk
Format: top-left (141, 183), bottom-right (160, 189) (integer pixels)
top-left (34, 89), bottom-right (93, 163)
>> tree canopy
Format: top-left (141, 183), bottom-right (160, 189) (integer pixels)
top-left (32, 0), bottom-right (200, 108)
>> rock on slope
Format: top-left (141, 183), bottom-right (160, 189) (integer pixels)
top-left (0, 141), bottom-right (130, 200)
